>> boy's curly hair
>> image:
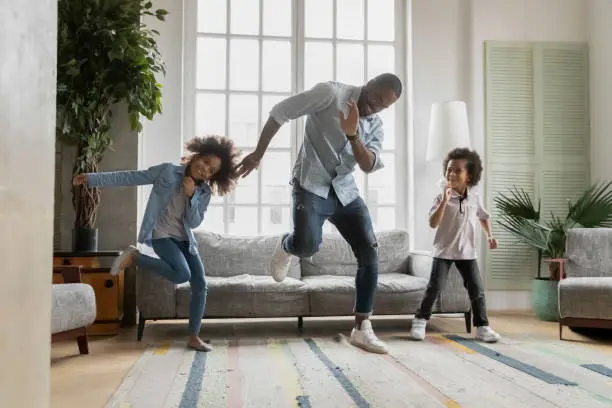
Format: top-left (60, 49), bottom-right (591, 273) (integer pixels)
top-left (443, 147), bottom-right (483, 187)
top-left (182, 135), bottom-right (241, 195)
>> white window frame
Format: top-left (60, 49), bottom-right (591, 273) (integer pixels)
top-left (182, 0), bottom-right (410, 235)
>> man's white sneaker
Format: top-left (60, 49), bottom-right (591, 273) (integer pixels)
top-left (110, 245), bottom-right (138, 276)
top-left (476, 326), bottom-right (501, 343)
top-left (409, 318), bottom-right (427, 340)
top-left (270, 235), bottom-right (293, 282)
top-left (349, 320), bottom-right (388, 354)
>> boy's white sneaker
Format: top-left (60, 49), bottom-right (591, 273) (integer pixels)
top-left (349, 320), bottom-right (388, 354)
top-left (409, 318), bottom-right (427, 340)
top-left (476, 326), bottom-right (502, 343)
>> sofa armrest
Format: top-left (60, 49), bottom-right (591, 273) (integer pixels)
top-left (53, 266), bottom-right (83, 283)
top-left (407, 250), bottom-right (434, 279)
top-left (136, 266), bottom-right (176, 319)
top-left (566, 228), bottom-right (612, 278)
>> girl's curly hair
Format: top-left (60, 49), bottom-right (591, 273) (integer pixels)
top-left (443, 147), bottom-right (483, 187)
top-left (182, 135), bottom-right (241, 195)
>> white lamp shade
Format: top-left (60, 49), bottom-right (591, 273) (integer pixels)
top-left (426, 100), bottom-right (472, 162)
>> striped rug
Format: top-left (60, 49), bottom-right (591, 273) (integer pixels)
top-left (106, 334), bottom-right (612, 408)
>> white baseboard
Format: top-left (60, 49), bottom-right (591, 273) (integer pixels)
top-left (485, 291), bottom-right (532, 311)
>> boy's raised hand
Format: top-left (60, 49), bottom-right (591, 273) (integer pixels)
top-left (72, 174), bottom-right (88, 186)
top-left (442, 183), bottom-right (453, 203)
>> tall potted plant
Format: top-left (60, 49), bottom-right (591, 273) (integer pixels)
top-left (494, 181), bottom-right (612, 321)
top-left (56, 0), bottom-right (167, 251)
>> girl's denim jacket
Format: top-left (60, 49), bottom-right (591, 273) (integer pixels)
top-left (87, 163), bottom-right (212, 255)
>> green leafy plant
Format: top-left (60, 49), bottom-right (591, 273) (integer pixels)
top-left (56, 0), bottom-right (167, 230)
top-left (494, 181), bottom-right (612, 279)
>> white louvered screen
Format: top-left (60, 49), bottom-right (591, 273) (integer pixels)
top-left (484, 42), bottom-right (538, 290)
top-left (485, 41), bottom-right (589, 290)
top-left (536, 43), bottom-right (590, 222)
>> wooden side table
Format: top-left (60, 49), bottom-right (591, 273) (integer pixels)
top-left (53, 251), bottom-right (124, 336)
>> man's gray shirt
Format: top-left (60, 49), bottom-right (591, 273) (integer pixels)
top-left (269, 81), bottom-right (385, 206)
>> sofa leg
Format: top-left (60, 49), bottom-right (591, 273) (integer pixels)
top-left (297, 316), bottom-right (303, 330)
top-left (77, 334), bottom-right (89, 355)
top-left (559, 323), bottom-right (563, 340)
top-left (137, 316), bottom-right (146, 342)
top-left (464, 310), bottom-right (472, 334)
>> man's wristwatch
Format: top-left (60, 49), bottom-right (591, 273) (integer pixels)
top-left (346, 130), bottom-right (359, 141)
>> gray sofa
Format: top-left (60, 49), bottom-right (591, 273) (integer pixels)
top-left (135, 229), bottom-right (471, 340)
top-left (559, 228), bottom-right (612, 339)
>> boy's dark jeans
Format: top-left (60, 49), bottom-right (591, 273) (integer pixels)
top-left (283, 183), bottom-right (379, 315)
top-left (415, 258), bottom-right (489, 327)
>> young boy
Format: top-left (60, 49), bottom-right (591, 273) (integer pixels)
top-left (410, 147), bottom-right (501, 343)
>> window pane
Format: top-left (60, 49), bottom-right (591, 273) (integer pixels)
top-left (305, 42), bottom-right (333, 89)
top-left (228, 206), bottom-right (258, 235)
top-left (337, 0), bottom-right (364, 40)
top-left (198, 0), bottom-right (226, 34)
top-left (230, 39), bottom-right (259, 91)
top-left (368, 153), bottom-right (395, 204)
top-left (262, 206), bottom-right (291, 234)
top-left (262, 95), bottom-right (290, 148)
top-left (367, 0), bottom-right (394, 41)
top-left (229, 94), bottom-right (259, 147)
top-left (305, 0), bottom-right (332, 38)
top-left (371, 207), bottom-right (395, 231)
top-left (196, 38), bottom-right (226, 90)
top-left (263, 0), bottom-right (291, 36)
top-left (200, 205), bottom-right (225, 233)
top-left (195, 93), bottom-right (226, 136)
top-left (262, 151), bottom-right (291, 204)
top-left (378, 104), bottom-right (395, 149)
top-left (231, 150), bottom-right (258, 204)
top-left (230, 0), bottom-right (259, 35)
top-left (337, 44), bottom-right (364, 85)
top-left (367, 45), bottom-right (395, 80)
top-left (262, 40), bottom-right (292, 92)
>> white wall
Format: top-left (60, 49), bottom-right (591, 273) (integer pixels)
top-left (0, 0), bottom-right (56, 406)
top-left (588, 0), bottom-right (612, 184)
top-left (411, 0), bottom-right (587, 308)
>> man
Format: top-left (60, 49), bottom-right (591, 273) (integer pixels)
top-left (235, 73), bottom-right (402, 354)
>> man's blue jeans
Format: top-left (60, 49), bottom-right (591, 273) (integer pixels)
top-left (283, 183), bottom-right (379, 315)
top-left (135, 238), bottom-right (207, 334)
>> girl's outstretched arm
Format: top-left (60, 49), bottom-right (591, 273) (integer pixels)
top-left (75, 163), bottom-right (168, 188)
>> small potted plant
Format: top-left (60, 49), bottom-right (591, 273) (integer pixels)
top-left (56, 0), bottom-right (167, 251)
top-left (494, 181), bottom-right (612, 321)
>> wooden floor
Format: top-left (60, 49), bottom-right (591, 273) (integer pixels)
top-left (50, 311), bottom-right (612, 408)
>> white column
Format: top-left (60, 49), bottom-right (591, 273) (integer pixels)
top-left (588, 0), bottom-right (612, 183)
top-left (0, 0), bottom-right (57, 407)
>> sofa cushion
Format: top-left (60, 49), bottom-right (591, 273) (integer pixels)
top-left (301, 229), bottom-right (410, 277)
top-left (176, 275), bottom-right (309, 318)
top-left (559, 277), bottom-right (612, 320)
top-left (303, 273), bottom-right (427, 316)
top-left (194, 231), bottom-right (300, 278)
top-left (51, 283), bottom-right (96, 334)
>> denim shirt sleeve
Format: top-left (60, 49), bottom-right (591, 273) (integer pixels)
top-left (364, 116), bottom-right (385, 173)
top-left (87, 163), bottom-right (168, 188)
top-left (269, 82), bottom-right (335, 125)
top-left (184, 185), bottom-right (212, 229)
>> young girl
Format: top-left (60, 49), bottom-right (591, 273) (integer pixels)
top-left (410, 147), bottom-right (501, 343)
top-left (73, 136), bottom-right (241, 351)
